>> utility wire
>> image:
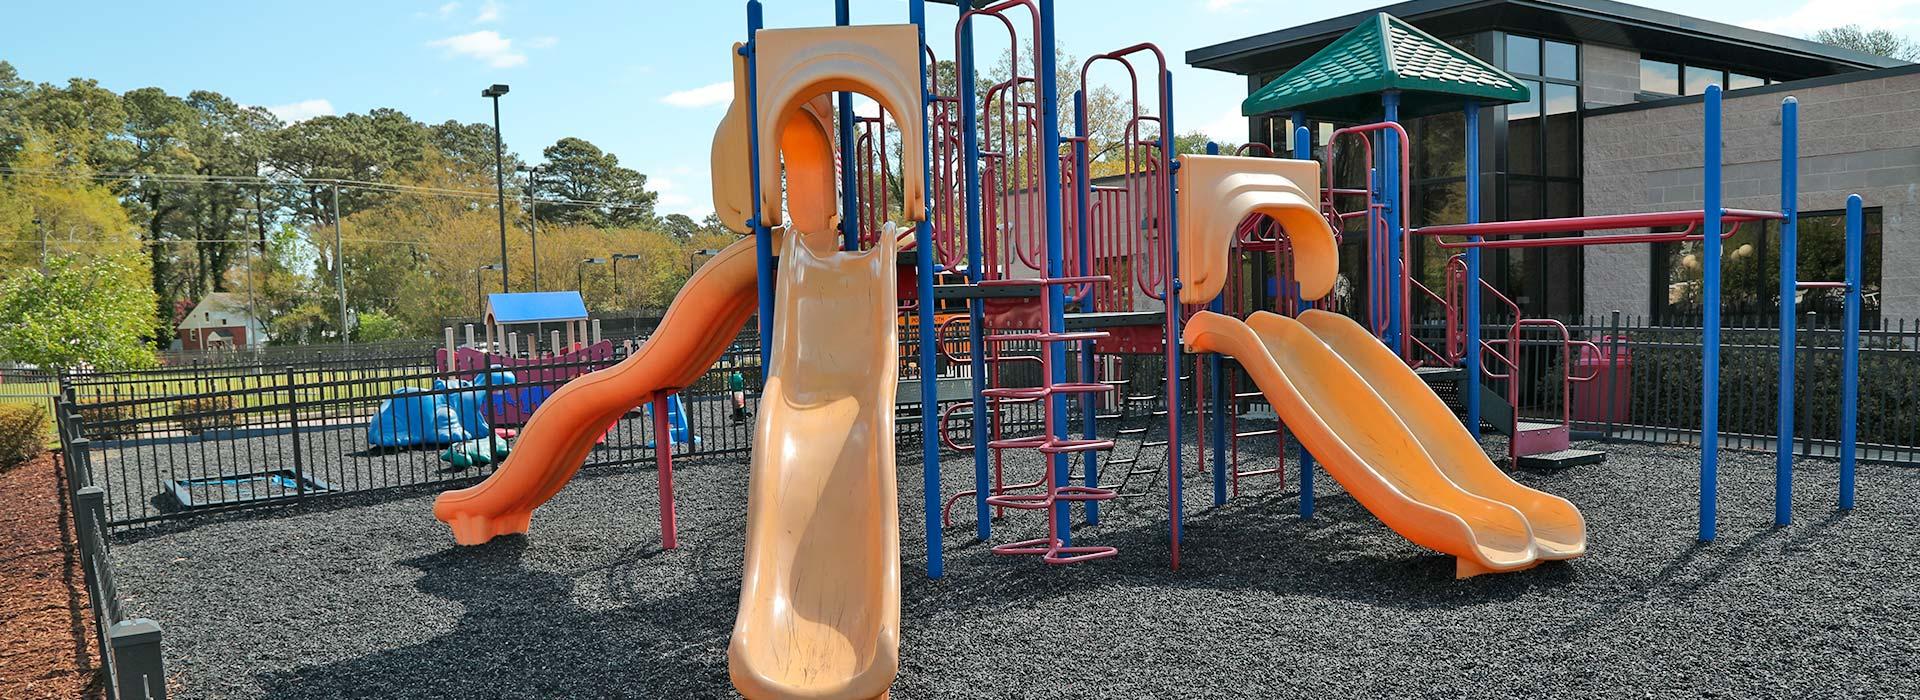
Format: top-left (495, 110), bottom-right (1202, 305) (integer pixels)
top-left (0, 166), bottom-right (661, 211)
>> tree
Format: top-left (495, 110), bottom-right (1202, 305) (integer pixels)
top-left (535, 137), bottom-right (659, 228)
top-left (1812, 25), bottom-right (1920, 61)
top-left (659, 213), bottom-right (699, 238)
top-left (0, 256), bottom-right (158, 372)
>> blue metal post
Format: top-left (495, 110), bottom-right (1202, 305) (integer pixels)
top-left (1381, 90), bottom-right (1404, 355)
top-left (1840, 194), bottom-right (1862, 510)
top-left (1164, 68), bottom-right (1184, 565)
top-left (1038, 0), bottom-right (1071, 547)
top-left (957, 9), bottom-right (992, 542)
top-left (911, 0), bottom-right (944, 578)
top-left (743, 2), bottom-right (774, 376)
top-left (1073, 92), bottom-right (1103, 524)
top-left (836, 0), bottom-right (860, 252)
top-left (1291, 118), bottom-right (1315, 520)
top-left (1700, 85), bottom-right (1723, 542)
top-left (1205, 141), bottom-right (1228, 506)
top-left (1775, 97), bottom-right (1799, 527)
top-left (1464, 103), bottom-right (1483, 440)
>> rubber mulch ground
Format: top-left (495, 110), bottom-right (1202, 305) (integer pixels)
top-left (106, 437), bottom-right (1920, 699)
top-left (0, 452), bottom-right (105, 699)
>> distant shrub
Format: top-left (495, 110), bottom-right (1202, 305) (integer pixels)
top-left (0, 404), bottom-right (48, 467)
top-left (175, 395), bottom-right (242, 434)
top-left (76, 399), bottom-right (139, 441)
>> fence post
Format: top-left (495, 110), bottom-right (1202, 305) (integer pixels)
top-left (109, 618), bottom-right (167, 700)
top-left (1605, 310), bottom-right (1622, 442)
top-left (284, 367), bottom-right (306, 497)
top-left (71, 485), bottom-right (116, 683)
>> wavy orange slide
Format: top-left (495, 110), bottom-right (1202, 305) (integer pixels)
top-left (432, 236), bottom-right (761, 544)
top-left (1298, 310), bottom-right (1586, 561)
top-left (728, 227), bottom-right (900, 700)
top-left (1184, 310), bottom-right (1543, 577)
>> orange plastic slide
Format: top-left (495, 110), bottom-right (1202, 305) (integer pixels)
top-left (728, 226), bottom-right (900, 700)
top-left (432, 236), bottom-right (761, 544)
top-left (1184, 310), bottom-right (1544, 577)
top-left (1298, 310), bottom-right (1587, 562)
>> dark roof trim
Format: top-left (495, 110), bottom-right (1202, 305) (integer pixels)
top-left (1187, 0), bottom-right (1904, 73)
top-left (1583, 62), bottom-right (1920, 117)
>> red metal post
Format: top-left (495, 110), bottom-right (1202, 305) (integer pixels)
top-left (652, 393), bottom-right (678, 550)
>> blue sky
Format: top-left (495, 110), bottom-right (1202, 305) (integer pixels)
top-left (3, 0), bottom-right (1904, 218)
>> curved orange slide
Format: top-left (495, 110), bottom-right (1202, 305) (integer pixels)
top-left (1184, 310), bottom-right (1541, 577)
top-left (1298, 310), bottom-right (1586, 560)
top-left (432, 236), bottom-right (761, 544)
top-left (729, 227), bottom-right (900, 700)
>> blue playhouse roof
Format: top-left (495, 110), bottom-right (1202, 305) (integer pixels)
top-left (486, 291), bottom-right (588, 324)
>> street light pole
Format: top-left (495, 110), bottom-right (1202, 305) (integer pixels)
top-left (578, 257), bottom-right (607, 298)
top-left (611, 252), bottom-right (642, 304)
top-left (333, 184), bottom-right (347, 347)
top-left (517, 164), bottom-right (541, 291)
top-left (482, 83), bottom-right (511, 294)
top-left (476, 263), bottom-right (504, 315)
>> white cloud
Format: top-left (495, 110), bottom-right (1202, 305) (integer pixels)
top-left (1203, 0), bottom-right (1268, 12)
top-left (474, 0), bottom-right (502, 23)
top-left (647, 174), bottom-right (706, 217)
top-left (428, 31), bottom-right (526, 68)
top-left (526, 35), bottom-right (558, 49)
top-left (436, 2), bottom-right (460, 18)
top-left (1743, 0), bottom-right (1920, 34)
top-left (1195, 109), bottom-right (1250, 145)
top-left (265, 98), bottom-right (335, 123)
top-left (660, 81), bottom-right (732, 108)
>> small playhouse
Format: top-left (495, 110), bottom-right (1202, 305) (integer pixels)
top-left (437, 291), bottom-right (622, 427)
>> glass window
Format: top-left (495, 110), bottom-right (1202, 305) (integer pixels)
top-left (1641, 59), bottom-right (1679, 95)
top-left (1729, 72), bottom-right (1766, 90)
top-left (1414, 111), bottom-right (1465, 179)
top-left (1544, 92), bottom-right (1580, 178)
top-left (1544, 41), bottom-right (1578, 80)
top-left (1509, 81), bottom-right (1542, 176)
top-left (1506, 34), bottom-right (1540, 75)
top-left (1544, 82), bottom-right (1578, 115)
top-left (1654, 209), bottom-right (1883, 322)
top-left (1684, 65), bottom-right (1725, 95)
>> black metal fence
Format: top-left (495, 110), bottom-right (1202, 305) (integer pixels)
top-left (53, 402), bottom-right (169, 700)
top-left (1451, 313), bottom-right (1920, 463)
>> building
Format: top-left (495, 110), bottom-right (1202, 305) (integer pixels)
top-left (1188, 0), bottom-right (1913, 323)
top-left (174, 293), bottom-right (267, 350)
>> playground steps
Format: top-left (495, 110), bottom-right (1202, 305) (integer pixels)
top-left (1421, 373), bottom-right (1608, 469)
top-left (1517, 447), bottom-right (1608, 470)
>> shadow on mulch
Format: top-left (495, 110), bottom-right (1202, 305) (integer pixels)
top-left (0, 451), bottom-right (107, 699)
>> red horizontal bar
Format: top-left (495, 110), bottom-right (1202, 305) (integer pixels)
top-left (1415, 209), bottom-right (1783, 238)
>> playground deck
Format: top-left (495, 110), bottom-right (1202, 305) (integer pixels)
top-left (109, 438), bottom-right (1919, 699)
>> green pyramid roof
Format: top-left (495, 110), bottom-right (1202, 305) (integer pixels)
top-left (1241, 13), bottom-right (1529, 120)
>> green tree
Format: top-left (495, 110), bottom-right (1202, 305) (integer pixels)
top-left (1812, 25), bottom-right (1920, 61)
top-left (659, 213), bottom-right (699, 238)
top-left (535, 137), bottom-right (658, 228)
top-left (0, 256), bottom-right (158, 371)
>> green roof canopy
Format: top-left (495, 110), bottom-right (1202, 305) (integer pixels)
top-left (1241, 13), bottom-right (1529, 121)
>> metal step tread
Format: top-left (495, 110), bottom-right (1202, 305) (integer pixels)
top-left (1414, 366), bottom-right (1464, 381)
top-left (1063, 310), bottom-right (1165, 329)
top-left (1516, 421), bottom-right (1564, 433)
top-left (1517, 448), bottom-right (1607, 469)
top-left (931, 281), bottom-right (1043, 299)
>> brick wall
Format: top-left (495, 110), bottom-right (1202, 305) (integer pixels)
top-left (1580, 43), bottom-right (1640, 109)
top-left (1581, 68), bottom-right (1920, 320)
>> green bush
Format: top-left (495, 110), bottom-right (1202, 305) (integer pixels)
top-left (76, 399), bottom-right (139, 441)
top-left (0, 403), bottom-right (48, 467)
top-left (175, 395), bottom-right (242, 434)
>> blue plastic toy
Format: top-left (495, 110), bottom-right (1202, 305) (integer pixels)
top-left (367, 370), bottom-right (515, 448)
top-left (641, 394), bottom-right (701, 449)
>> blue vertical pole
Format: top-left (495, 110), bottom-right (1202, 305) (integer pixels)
top-left (1073, 92), bottom-right (1103, 525)
top-left (1464, 102), bottom-right (1483, 441)
top-left (911, 0), bottom-right (944, 578)
top-left (1700, 84), bottom-right (1723, 542)
top-left (1205, 141), bottom-right (1228, 506)
top-left (1775, 97), bottom-right (1799, 527)
top-left (835, 0), bottom-right (859, 252)
top-left (1164, 68), bottom-right (1184, 566)
top-left (743, 2), bottom-right (774, 376)
top-left (1291, 119), bottom-right (1315, 520)
top-left (957, 10), bottom-right (992, 542)
top-left (1840, 194), bottom-right (1862, 510)
top-left (1382, 91), bottom-right (1404, 356)
top-left (1038, 0), bottom-right (1071, 547)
